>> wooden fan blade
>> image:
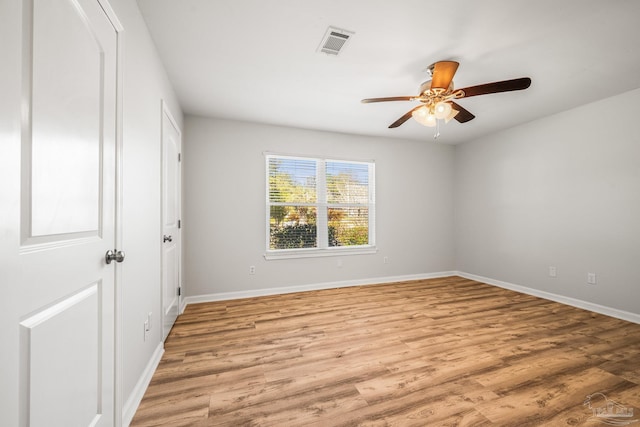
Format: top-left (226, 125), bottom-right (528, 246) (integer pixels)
top-left (458, 77), bottom-right (531, 98)
top-left (450, 101), bottom-right (475, 123)
top-left (430, 61), bottom-right (459, 91)
top-left (361, 96), bottom-right (414, 103)
top-left (389, 105), bottom-right (423, 128)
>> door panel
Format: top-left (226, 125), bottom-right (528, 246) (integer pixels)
top-left (20, 285), bottom-right (101, 427)
top-left (17, 0), bottom-right (118, 425)
top-left (161, 104), bottom-right (181, 341)
top-left (29, 0), bottom-right (102, 237)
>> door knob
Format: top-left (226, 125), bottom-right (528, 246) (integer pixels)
top-left (163, 235), bottom-right (173, 243)
top-left (105, 249), bottom-right (125, 264)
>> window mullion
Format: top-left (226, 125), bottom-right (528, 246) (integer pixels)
top-left (368, 163), bottom-right (376, 246)
top-left (316, 160), bottom-right (328, 249)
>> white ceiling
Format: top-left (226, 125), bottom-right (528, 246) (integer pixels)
top-left (136, 0), bottom-right (640, 144)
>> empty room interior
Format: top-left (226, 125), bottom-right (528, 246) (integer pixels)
top-left (1, 0), bottom-right (640, 426)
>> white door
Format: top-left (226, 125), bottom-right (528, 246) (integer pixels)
top-left (12, 0), bottom-right (119, 425)
top-left (161, 102), bottom-right (182, 341)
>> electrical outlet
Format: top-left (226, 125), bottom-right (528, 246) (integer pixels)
top-left (384, 256), bottom-right (389, 264)
top-left (548, 266), bottom-right (557, 277)
top-left (337, 259), bottom-right (343, 268)
top-left (249, 265), bottom-right (256, 275)
top-left (587, 273), bottom-right (597, 285)
top-left (143, 319), bottom-right (149, 341)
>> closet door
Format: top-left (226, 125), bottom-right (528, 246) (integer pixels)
top-left (161, 102), bottom-right (182, 341)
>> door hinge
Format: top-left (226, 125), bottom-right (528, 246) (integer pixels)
top-left (178, 153), bottom-right (181, 162)
top-left (178, 286), bottom-right (182, 296)
top-left (178, 219), bottom-right (181, 229)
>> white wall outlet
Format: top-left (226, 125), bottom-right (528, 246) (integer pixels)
top-left (249, 265), bottom-right (256, 275)
top-left (587, 273), bottom-right (597, 285)
top-left (337, 259), bottom-right (343, 268)
top-left (383, 256), bottom-right (389, 264)
top-left (143, 319), bottom-right (149, 341)
top-left (548, 266), bottom-right (557, 277)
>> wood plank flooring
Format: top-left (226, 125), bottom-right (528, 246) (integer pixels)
top-left (130, 276), bottom-right (640, 426)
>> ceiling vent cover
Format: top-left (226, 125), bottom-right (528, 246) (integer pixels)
top-left (318, 26), bottom-right (354, 56)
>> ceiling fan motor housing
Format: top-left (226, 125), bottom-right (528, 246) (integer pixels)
top-left (420, 80), bottom-right (454, 96)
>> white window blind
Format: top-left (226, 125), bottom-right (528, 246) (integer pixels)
top-left (266, 154), bottom-right (375, 258)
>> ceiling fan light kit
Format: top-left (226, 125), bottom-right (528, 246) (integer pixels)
top-left (362, 60), bottom-right (531, 139)
top-left (434, 101), bottom-right (453, 119)
top-left (412, 101), bottom-right (459, 128)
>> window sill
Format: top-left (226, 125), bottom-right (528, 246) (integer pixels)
top-left (264, 246), bottom-right (378, 260)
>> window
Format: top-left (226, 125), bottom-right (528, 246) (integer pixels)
top-left (266, 154), bottom-right (375, 258)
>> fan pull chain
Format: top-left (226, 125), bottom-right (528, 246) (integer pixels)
top-left (434, 119), bottom-right (441, 140)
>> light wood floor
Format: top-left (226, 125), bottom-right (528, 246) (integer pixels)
top-left (131, 276), bottom-right (640, 426)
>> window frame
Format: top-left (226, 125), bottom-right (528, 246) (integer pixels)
top-left (265, 153), bottom-right (376, 260)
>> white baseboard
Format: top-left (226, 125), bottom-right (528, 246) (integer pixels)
top-left (182, 270), bottom-right (639, 325)
top-left (122, 343), bottom-right (164, 427)
top-left (181, 271), bottom-right (457, 307)
top-left (456, 271), bottom-right (640, 325)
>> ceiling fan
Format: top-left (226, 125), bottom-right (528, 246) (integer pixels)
top-left (362, 60), bottom-right (531, 136)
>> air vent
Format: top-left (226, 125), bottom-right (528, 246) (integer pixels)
top-left (318, 26), bottom-right (354, 56)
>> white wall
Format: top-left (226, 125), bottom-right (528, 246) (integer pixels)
top-left (183, 117), bottom-right (456, 297)
top-left (455, 88), bottom-right (640, 315)
top-left (108, 0), bottom-right (184, 421)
